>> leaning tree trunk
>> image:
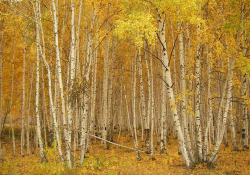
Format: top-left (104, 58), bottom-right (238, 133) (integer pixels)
top-left (158, 12), bottom-right (192, 168)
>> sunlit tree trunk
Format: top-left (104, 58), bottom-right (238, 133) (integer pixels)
top-left (170, 19), bottom-right (181, 153)
top-left (80, 7), bottom-right (96, 164)
top-left (160, 59), bottom-right (167, 154)
top-left (75, 0), bottom-right (83, 150)
top-left (65, 2), bottom-right (76, 166)
top-left (40, 37), bottom-right (64, 163)
top-left (158, 11), bottom-right (192, 168)
top-left (138, 49), bottom-right (146, 144)
top-left (178, 21), bottom-right (194, 162)
top-left (195, 16), bottom-right (203, 163)
top-left (51, 0), bottom-right (71, 167)
top-left (35, 1), bottom-right (47, 163)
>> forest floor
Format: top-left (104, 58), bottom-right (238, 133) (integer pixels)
top-left (0, 131), bottom-right (250, 175)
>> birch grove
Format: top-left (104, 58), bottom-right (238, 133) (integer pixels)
top-left (0, 0), bottom-right (250, 171)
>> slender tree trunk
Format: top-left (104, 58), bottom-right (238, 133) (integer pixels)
top-left (178, 21), bottom-right (194, 162)
top-left (195, 17), bottom-right (203, 163)
top-left (138, 49), bottom-right (147, 144)
top-left (230, 99), bottom-right (238, 150)
top-left (242, 73), bottom-right (249, 149)
top-left (150, 45), bottom-right (155, 157)
top-left (170, 19), bottom-right (181, 153)
top-left (26, 64), bottom-right (34, 157)
top-left (203, 45), bottom-right (214, 161)
top-left (160, 47), bottom-right (167, 154)
top-left (21, 28), bottom-right (27, 157)
top-left (145, 41), bottom-right (151, 154)
top-left (132, 53), bottom-right (141, 160)
top-left (35, 1), bottom-right (47, 163)
top-left (240, 0), bottom-right (249, 149)
top-left (51, 0), bottom-right (71, 167)
top-left (102, 20), bottom-right (109, 149)
top-left (79, 8), bottom-right (96, 164)
top-left (107, 39), bottom-right (116, 144)
top-left (90, 18), bottom-right (98, 137)
top-left (64, 2), bottom-right (76, 166)
top-left (40, 41), bottom-right (64, 163)
top-left (10, 30), bottom-right (16, 157)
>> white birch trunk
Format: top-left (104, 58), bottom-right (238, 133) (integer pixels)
top-left (195, 19), bottom-right (203, 162)
top-left (242, 73), bottom-right (249, 149)
top-left (150, 46), bottom-right (155, 157)
top-left (80, 8), bottom-right (96, 164)
top-left (21, 29), bottom-right (27, 157)
top-left (138, 49), bottom-right (147, 143)
top-left (51, 0), bottom-right (71, 167)
top-left (90, 18), bottom-right (98, 136)
top-left (145, 43), bottom-right (151, 154)
top-left (208, 59), bottom-right (235, 164)
top-left (158, 12), bottom-right (192, 167)
top-left (102, 25), bottom-right (109, 148)
top-left (26, 65), bottom-right (34, 157)
top-left (203, 45), bottom-right (214, 161)
top-left (178, 21), bottom-right (194, 162)
top-left (35, 1), bottom-right (47, 162)
top-left (132, 54), bottom-right (141, 160)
